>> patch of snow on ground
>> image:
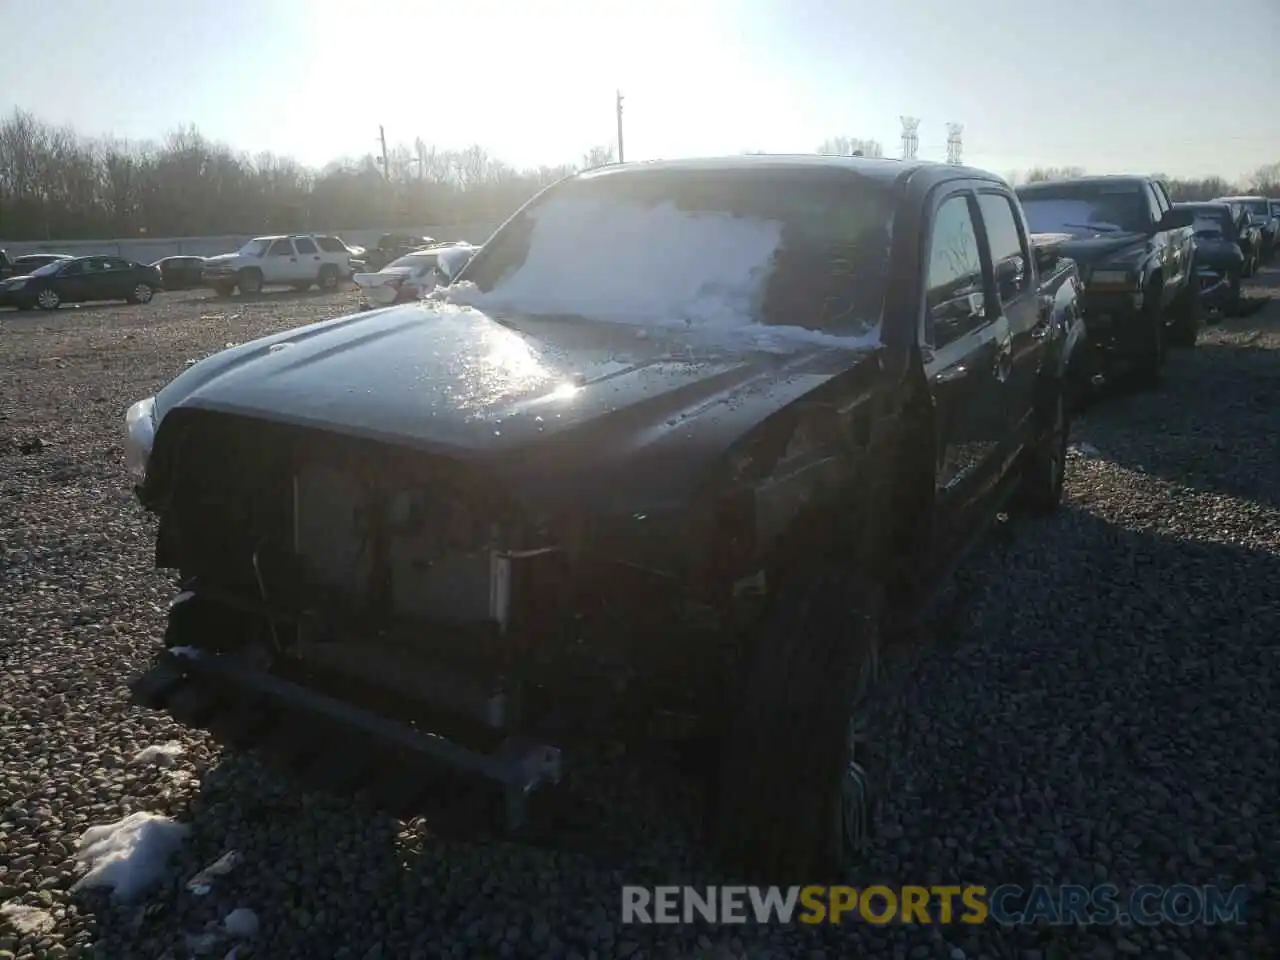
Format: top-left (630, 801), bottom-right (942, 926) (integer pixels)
top-left (223, 907), bottom-right (260, 938)
top-left (71, 812), bottom-right (190, 902)
top-left (132, 742), bottom-right (185, 767)
top-left (0, 902), bottom-right (56, 935)
top-left (443, 196), bottom-right (882, 354)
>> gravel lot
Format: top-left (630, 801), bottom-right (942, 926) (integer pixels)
top-left (2, 276), bottom-right (1278, 960)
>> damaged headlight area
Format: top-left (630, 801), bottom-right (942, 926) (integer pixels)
top-left (123, 396), bottom-right (159, 480)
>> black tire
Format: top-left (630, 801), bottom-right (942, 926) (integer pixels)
top-left (713, 568), bottom-right (883, 882)
top-left (237, 268), bottom-right (263, 295)
top-left (1130, 285), bottom-right (1165, 391)
top-left (1225, 274), bottom-right (1243, 316)
top-left (127, 282), bottom-right (156, 305)
top-left (1166, 282), bottom-right (1201, 348)
top-left (317, 264), bottom-right (340, 292)
top-left (1013, 382), bottom-right (1068, 515)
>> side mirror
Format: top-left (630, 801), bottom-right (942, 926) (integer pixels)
top-left (1032, 244), bottom-right (1059, 273)
top-left (1157, 208), bottom-right (1195, 231)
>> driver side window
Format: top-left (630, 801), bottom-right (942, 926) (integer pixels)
top-left (267, 239), bottom-right (294, 257)
top-left (926, 194), bottom-right (988, 348)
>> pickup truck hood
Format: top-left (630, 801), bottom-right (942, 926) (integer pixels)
top-left (153, 302), bottom-right (879, 509)
top-left (1054, 233), bottom-right (1150, 269)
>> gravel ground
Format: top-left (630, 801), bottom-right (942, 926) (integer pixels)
top-left (1, 275), bottom-right (1278, 960)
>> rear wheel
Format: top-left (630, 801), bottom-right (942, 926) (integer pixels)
top-left (714, 568), bottom-right (883, 881)
top-left (1013, 383), bottom-right (1069, 515)
top-left (35, 287), bottom-right (60, 311)
top-left (237, 268), bottom-right (263, 295)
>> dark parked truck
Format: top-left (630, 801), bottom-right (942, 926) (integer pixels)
top-left (124, 156), bottom-right (1083, 879)
top-left (1176, 201), bottom-right (1247, 316)
top-left (1015, 175), bottom-right (1199, 388)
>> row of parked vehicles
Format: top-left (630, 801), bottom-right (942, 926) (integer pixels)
top-left (110, 157), bottom-right (1280, 879)
top-left (0, 232), bottom-right (479, 310)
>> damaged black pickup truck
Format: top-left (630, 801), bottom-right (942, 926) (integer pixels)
top-left (125, 156), bottom-right (1083, 878)
top-left (1015, 175), bottom-right (1199, 390)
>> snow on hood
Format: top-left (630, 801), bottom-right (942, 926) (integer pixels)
top-left (441, 196), bottom-right (882, 354)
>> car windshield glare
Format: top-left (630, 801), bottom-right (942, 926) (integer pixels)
top-left (1019, 187), bottom-right (1147, 235)
top-left (30, 260), bottom-right (65, 277)
top-left (238, 239), bottom-right (269, 256)
top-left (452, 168), bottom-right (895, 340)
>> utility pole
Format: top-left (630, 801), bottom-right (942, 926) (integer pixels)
top-left (616, 91), bottom-right (625, 163)
top-left (378, 125), bottom-right (390, 180)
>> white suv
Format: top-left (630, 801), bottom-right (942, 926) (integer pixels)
top-left (203, 234), bottom-right (352, 296)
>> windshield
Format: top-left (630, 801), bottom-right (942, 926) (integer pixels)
top-left (452, 168), bottom-right (895, 339)
top-left (1018, 184), bottom-right (1148, 235)
top-left (30, 260), bottom-right (66, 277)
top-left (237, 239), bottom-right (270, 256)
top-left (386, 252), bottom-right (436, 273)
top-left (1190, 210), bottom-right (1228, 237)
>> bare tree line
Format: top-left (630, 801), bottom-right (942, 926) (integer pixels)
top-left (1, 109), bottom-right (1276, 242)
top-left (0, 110), bottom-right (617, 242)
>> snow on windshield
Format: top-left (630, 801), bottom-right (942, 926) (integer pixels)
top-left (451, 195), bottom-right (781, 327)
top-left (443, 175), bottom-right (894, 352)
top-left (437, 243), bottom-right (477, 277)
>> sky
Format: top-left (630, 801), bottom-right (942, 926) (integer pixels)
top-left (1, 0), bottom-right (1277, 182)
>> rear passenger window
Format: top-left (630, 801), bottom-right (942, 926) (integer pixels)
top-left (926, 194), bottom-right (987, 347)
top-left (978, 193), bottom-right (1031, 305)
top-left (294, 237), bottom-right (318, 254)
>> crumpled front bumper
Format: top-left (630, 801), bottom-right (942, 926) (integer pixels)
top-left (129, 591), bottom-right (564, 831)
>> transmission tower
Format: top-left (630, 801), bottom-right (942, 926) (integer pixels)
top-left (946, 123), bottom-right (964, 165)
top-left (899, 117), bottom-right (920, 160)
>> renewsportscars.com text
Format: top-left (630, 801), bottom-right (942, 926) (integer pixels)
top-left (621, 884), bottom-right (1248, 926)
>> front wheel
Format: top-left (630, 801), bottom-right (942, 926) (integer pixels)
top-left (1166, 282), bottom-right (1201, 348)
top-left (35, 287), bottom-right (60, 311)
top-left (1130, 289), bottom-right (1165, 391)
top-left (714, 568), bottom-right (884, 881)
top-left (128, 282), bottom-right (155, 305)
top-left (237, 269), bottom-right (263, 296)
